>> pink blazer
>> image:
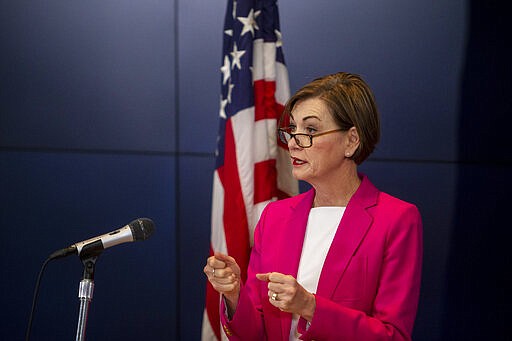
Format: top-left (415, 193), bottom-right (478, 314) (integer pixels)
top-left (221, 175), bottom-right (423, 341)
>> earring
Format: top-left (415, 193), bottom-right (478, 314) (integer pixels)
top-left (345, 152), bottom-right (351, 157)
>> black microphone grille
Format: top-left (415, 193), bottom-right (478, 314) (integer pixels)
top-left (129, 218), bottom-right (155, 241)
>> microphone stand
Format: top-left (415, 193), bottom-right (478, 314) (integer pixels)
top-left (75, 241), bottom-right (103, 341)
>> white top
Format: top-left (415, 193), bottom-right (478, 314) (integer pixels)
top-left (289, 206), bottom-right (345, 340)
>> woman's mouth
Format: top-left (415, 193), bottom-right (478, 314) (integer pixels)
top-left (292, 157), bottom-right (307, 166)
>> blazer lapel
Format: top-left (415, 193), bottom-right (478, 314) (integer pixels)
top-left (275, 189), bottom-right (314, 277)
top-left (275, 189), bottom-right (314, 340)
top-left (316, 175), bottom-right (378, 299)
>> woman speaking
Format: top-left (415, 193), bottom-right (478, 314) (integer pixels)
top-left (204, 72), bottom-right (423, 341)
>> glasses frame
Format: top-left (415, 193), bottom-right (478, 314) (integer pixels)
top-left (278, 128), bottom-right (344, 148)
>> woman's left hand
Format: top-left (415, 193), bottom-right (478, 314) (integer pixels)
top-left (256, 272), bottom-right (316, 321)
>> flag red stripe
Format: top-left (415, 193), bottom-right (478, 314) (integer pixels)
top-left (254, 159), bottom-right (277, 204)
top-left (254, 79), bottom-right (279, 121)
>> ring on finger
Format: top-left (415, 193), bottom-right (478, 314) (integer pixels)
top-left (271, 292), bottom-right (278, 301)
top-left (212, 268), bottom-right (215, 277)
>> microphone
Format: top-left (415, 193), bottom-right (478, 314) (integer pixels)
top-left (48, 218), bottom-right (155, 260)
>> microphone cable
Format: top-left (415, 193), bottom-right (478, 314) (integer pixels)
top-left (25, 256), bottom-right (52, 341)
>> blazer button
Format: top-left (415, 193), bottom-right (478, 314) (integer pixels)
top-left (223, 324), bottom-right (233, 337)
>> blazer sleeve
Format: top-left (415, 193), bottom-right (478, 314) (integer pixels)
top-left (297, 204), bottom-right (423, 341)
top-left (219, 207), bottom-right (269, 340)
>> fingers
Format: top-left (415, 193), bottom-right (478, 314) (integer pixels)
top-left (213, 252), bottom-right (235, 264)
top-left (256, 272), bottom-right (305, 313)
top-left (208, 254), bottom-right (227, 269)
top-left (206, 252), bottom-right (241, 274)
top-left (205, 265), bottom-right (234, 280)
top-left (214, 252), bottom-right (241, 274)
top-left (211, 277), bottom-right (239, 291)
top-left (266, 287), bottom-right (285, 311)
top-left (205, 253), bottom-right (234, 276)
top-left (257, 273), bottom-right (287, 299)
top-left (255, 273), bottom-right (269, 282)
top-left (204, 253), bottom-right (241, 297)
top-left (256, 272), bottom-right (289, 284)
top-left (256, 272), bottom-right (293, 301)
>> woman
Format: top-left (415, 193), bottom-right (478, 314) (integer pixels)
top-left (204, 72), bottom-right (423, 340)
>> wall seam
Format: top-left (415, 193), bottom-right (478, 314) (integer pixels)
top-left (173, 0), bottom-right (181, 339)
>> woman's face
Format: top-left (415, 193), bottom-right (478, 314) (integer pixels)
top-left (288, 97), bottom-right (351, 186)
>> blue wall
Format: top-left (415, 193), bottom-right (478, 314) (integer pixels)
top-left (1, 1), bottom-right (508, 340)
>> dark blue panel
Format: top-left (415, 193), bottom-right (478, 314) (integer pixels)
top-left (358, 160), bottom-right (457, 341)
top-left (444, 163), bottom-right (510, 340)
top-left (444, 2), bottom-right (510, 338)
top-left (178, 1), bottom-right (225, 154)
top-left (279, 0), bottom-right (466, 162)
top-left (0, 151), bottom-right (176, 340)
top-left (0, 1), bottom-right (175, 152)
top-left (177, 154), bottom-right (215, 340)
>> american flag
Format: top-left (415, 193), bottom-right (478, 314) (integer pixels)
top-left (201, 0), bottom-right (298, 339)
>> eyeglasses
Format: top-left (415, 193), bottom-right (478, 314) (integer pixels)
top-left (278, 128), bottom-right (344, 148)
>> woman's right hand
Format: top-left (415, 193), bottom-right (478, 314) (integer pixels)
top-left (204, 252), bottom-right (241, 309)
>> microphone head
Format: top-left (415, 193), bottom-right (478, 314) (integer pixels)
top-left (129, 218), bottom-right (155, 241)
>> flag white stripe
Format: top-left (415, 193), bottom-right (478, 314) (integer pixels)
top-left (201, 309), bottom-right (217, 340)
top-left (275, 61), bottom-right (290, 105)
top-left (231, 107), bottom-right (256, 235)
top-left (253, 40), bottom-right (282, 82)
top-left (254, 118), bottom-right (278, 163)
top-left (211, 170), bottom-right (227, 254)
top-left (263, 42), bottom-right (277, 80)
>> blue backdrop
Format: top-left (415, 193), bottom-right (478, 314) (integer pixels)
top-left (1, 1), bottom-right (508, 340)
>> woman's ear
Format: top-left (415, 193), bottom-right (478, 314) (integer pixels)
top-left (348, 126), bottom-right (360, 149)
